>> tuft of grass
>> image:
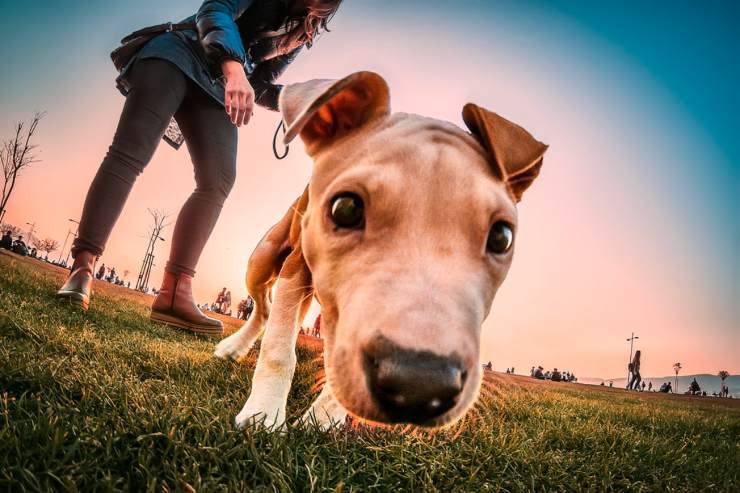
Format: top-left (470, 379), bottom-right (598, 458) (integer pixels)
top-left (1, 252), bottom-right (739, 492)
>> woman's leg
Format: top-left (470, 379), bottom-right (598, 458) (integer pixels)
top-left (58, 59), bottom-right (188, 309)
top-left (71, 59), bottom-right (188, 257)
top-left (166, 82), bottom-right (238, 276)
top-left (149, 80), bottom-right (236, 335)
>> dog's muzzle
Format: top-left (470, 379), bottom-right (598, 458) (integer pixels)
top-left (363, 338), bottom-right (467, 424)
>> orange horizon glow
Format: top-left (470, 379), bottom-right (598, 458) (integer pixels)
top-left (1, 1), bottom-right (737, 379)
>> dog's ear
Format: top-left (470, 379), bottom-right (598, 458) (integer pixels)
top-left (462, 103), bottom-right (548, 202)
top-left (279, 71), bottom-right (390, 154)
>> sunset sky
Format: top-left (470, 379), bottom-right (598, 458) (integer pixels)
top-left (1, 0), bottom-right (737, 379)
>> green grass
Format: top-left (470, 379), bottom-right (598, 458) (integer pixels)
top-left (1, 252), bottom-right (738, 492)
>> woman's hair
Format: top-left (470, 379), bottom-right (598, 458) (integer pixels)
top-left (280, 0), bottom-right (343, 50)
top-left (633, 350), bottom-right (641, 365)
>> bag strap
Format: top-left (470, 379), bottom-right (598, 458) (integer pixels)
top-left (121, 21), bottom-right (197, 44)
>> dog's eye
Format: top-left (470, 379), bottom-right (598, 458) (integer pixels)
top-left (487, 221), bottom-right (513, 254)
top-left (330, 193), bottom-right (365, 229)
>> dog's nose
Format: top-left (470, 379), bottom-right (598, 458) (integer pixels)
top-left (364, 343), bottom-right (466, 423)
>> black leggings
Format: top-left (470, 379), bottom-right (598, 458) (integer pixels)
top-left (72, 59), bottom-right (237, 276)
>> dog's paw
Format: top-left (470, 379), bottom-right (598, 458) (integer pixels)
top-left (301, 396), bottom-right (348, 431)
top-left (214, 332), bottom-right (255, 360)
top-left (301, 406), bottom-right (347, 431)
top-left (235, 398), bottom-right (286, 431)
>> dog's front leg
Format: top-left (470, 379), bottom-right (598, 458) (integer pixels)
top-left (235, 249), bottom-right (312, 430)
top-left (302, 380), bottom-right (348, 431)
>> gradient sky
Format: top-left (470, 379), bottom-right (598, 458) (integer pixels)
top-left (1, 0), bottom-right (738, 378)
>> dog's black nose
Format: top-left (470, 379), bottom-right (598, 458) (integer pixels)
top-left (364, 341), bottom-right (466, 424)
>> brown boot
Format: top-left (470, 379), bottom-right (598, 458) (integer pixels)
top-left (56, 250), bottom-right (97, 310)
top-left (150, 271), bottom-right (223, 336)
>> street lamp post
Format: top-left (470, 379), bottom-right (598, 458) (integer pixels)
top-left (626, 332), bottom-right (639, 387)
top-left (25, 221), bottom-right (36, 240)
top-left (58, 229), bottom-right (73, 263)
top-left (63, 219), bottom-right (80, 267)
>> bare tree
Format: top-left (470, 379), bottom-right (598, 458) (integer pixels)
top-left (673, 362), bottom-right (682, 391)
top-left (0, 112), bottom-right (45, 223)
top-left (40, 238), bottom-right (60, 257)
top-left (31, 236), bottom-right (45, 253)
top-left (1, 223), bottom-right (22, 237)
top-left (136, 209), bottom-right (170, 291)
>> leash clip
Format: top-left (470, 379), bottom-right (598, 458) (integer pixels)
top-left (272, 120), bottom-right (289, 160)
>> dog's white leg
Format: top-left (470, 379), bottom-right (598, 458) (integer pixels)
top-left (302, 380), bottom-right (348, 431)
top-left (235, 250), bottom-right (311, 430)
top-left (214, 292), bottom-right (270, 360)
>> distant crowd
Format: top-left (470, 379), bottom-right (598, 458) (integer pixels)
top-left (299, 313), bottom-right (322, 339)
top-left (2, 232), bottom-right (32, 257)
top-left (530, 366), bottom-right (578, 383)
top-left (95, 263), bottom-right (130, 288)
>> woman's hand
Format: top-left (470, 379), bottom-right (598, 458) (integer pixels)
top-left (221, 60), bottom-right (254, 127)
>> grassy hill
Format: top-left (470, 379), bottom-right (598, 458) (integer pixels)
top-left (1, 251), bottom-right (739, 492)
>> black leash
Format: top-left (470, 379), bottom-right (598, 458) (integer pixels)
top-left (272, 120), bottom-right (289, 159)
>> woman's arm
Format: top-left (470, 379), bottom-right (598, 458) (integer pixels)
top-left (196, 0), bottom-right (256, 126)
top-left (196, 0), bottom-right (254, 64)
top-left (250, 47), bottom-right (302, 111)
top-left (222, 60), bottom-right (254, 127)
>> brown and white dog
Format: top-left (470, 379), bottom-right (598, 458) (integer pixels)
top-left (215, 71), bottom-right (547, 430)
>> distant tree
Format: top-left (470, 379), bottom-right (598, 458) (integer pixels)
top-left (40, 238), bottom-right (59, 257)
top-left (673, 362), bottom-right (682, 391)
top-left (1, 223), bottom-right (21, 237)
top-left (0, 112), bottom-right (45, 223)
top-left (31, 236), bottom-right (45, 253)
top-left (718, 370), bottom-right (729, 397)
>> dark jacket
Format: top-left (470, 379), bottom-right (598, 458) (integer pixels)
top-left (194, 0), bottom-right (302, 110)
top-left (121, 0), bottom-right (302, 112)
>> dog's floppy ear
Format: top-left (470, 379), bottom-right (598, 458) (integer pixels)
top-left (279, 71), bottom-right (390, 154)
top-left (463, 103), bottom-right (548, 202)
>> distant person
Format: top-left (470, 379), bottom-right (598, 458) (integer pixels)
top-left (648, 381), bottom-right (652, 392)
top-left (600, 381), bottom-right (605, 386)
top-left (313, 313), bottom-right (322, 338)
top-left (96, 264), bottom-right (106, 280)
top-left (689, 378), bottom-right (700, 395)
top-left (530, 366), bottom-right (535, 377)
top-left (215, 288), bottom-right (226, 312)
top-left (484, 361), bottom-right (493, 372)
top-left (627, 350), bottom-right (642, 390)
top-left (223, 290), bottom-right (232, 313)
top-left (641, 381), bottom-right (646, 392)
top-left (511, 367), bottom-right (515, 374)
top-left (551, 368), bottom-right (562, 382)
top-left (505, 368), bottom-right (510, 374)
top-left (533, 366), bottom-right (544, 379)
top-left (12, 235), bottom-right (28, 256)
top-left (244, 296), bottom-right (254, 320)
top-left (1, 231), bottom-right (13, 250)
top-left (609, 381), bottom-right (613, 388)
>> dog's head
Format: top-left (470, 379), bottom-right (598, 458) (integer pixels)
top-left (280, 72), bottom-right (547, 428)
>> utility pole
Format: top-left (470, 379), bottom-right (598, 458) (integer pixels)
top-left (58, 229), bottom-right (73, 263)
top-left (63, 219), bottom-right (80, 267)
top-left (626, 332), bottom-right (639, 387)
top-left (25, 221), bottom-right (36, 240)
